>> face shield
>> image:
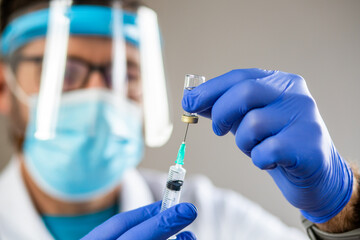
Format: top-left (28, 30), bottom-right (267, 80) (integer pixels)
top-left (0, 0), bottom-right (173, 200)
top-left (1, 0), bottom-right (172, 147)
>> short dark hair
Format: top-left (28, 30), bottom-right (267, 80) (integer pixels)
top-left (0, 0), bottom-right (143, 33)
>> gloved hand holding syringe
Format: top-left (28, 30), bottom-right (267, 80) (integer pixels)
top-left (160, 74), bottom-right (205, 240)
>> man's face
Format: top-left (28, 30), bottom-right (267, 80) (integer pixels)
top-left (0, 36), bottom-right (142, 151)
top-left (9, 36), bottom-right (142, 127)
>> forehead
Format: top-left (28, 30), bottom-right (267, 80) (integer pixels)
top-left (19, 36), bottom-right (140, 65)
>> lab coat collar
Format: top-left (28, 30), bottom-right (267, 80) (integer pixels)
top-left (119, 167), bottom-right (155, 212)
top-left (0, 157), bottom-right (53, 239)
top-left (0, 156), bottom-right (154, 239)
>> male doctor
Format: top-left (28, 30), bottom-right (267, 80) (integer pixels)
top-left (0, 0), bottom-right (359, 240)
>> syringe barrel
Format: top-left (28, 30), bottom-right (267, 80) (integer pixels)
top-left (182, 74), bottom-right (205, 124)
top-left (160, 164), bottom-right (186, 212)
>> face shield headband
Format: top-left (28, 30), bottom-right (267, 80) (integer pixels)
top-left (0, 2), bottom-right (173, 148)
top-left (1, 5), bottom-right (139, 57)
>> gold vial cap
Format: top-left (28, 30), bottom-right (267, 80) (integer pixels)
top-left (181, 114), bottom-right (199, 124)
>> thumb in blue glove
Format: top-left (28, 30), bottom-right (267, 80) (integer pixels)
top-left (82, 201), bottom-right (197, 240)
top-left (182, 68), bottom-right (353, 224)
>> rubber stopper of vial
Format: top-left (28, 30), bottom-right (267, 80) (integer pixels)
top-left (175, 142), bottom-right (186, 165)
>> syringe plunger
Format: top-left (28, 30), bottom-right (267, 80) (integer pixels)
top-left (160, 163), bottom-right (186, 212)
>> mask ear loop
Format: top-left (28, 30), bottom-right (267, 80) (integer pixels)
top-left (3, 65), bottom-right (31, 106)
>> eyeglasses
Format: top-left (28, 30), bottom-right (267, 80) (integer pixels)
top-left (9, 55), bottom-right (114, 92)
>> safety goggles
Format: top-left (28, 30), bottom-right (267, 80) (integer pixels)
top-left (1, 0), bottom-right (173, 147)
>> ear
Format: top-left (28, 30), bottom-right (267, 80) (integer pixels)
top-left (0, 62), bottom-right (11, 115)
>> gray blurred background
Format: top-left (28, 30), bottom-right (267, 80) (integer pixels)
top-left (1, 0), bottom-right (360, 231)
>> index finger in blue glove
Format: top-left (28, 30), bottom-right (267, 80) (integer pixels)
top-left (117, 203), bottom-right (198, 240)
top-left (82, 201), bottom-right (161, 240)
top-left (182, 68), bottom-right (274, 114)
top-left (212, 71), bottom-right (306, 136)
top-left (210, 79), bottom-right (279, 136)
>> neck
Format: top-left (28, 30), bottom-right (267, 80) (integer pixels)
top-left (19, 154), bottom-right (120, 215)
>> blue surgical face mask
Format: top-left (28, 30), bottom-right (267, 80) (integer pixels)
top-left (23, 89), bottom-right (144, 201)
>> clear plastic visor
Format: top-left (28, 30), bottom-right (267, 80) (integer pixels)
top-left (3, 0), bottom-right (173, 147)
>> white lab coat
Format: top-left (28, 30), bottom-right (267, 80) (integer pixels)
top-left (0, 158), bottom-right (307, 240)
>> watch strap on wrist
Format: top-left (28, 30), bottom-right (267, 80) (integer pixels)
top-left (302, 216), bottom-right (360, 240)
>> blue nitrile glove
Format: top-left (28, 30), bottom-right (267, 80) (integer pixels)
top-left (82, 201), bottom-right (197, 240)
top-left (182, 68), bottom-right (353, 223)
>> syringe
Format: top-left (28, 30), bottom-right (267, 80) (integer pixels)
top-left (160, 74), bottom-right (205, 240)
top-left (160, 142), bottom-right (187, 213)
top-left (160, 142), bottom-right (186, 240)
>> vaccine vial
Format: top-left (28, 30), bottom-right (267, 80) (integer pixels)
top-left (181, 74), bottom-right (205, 124)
